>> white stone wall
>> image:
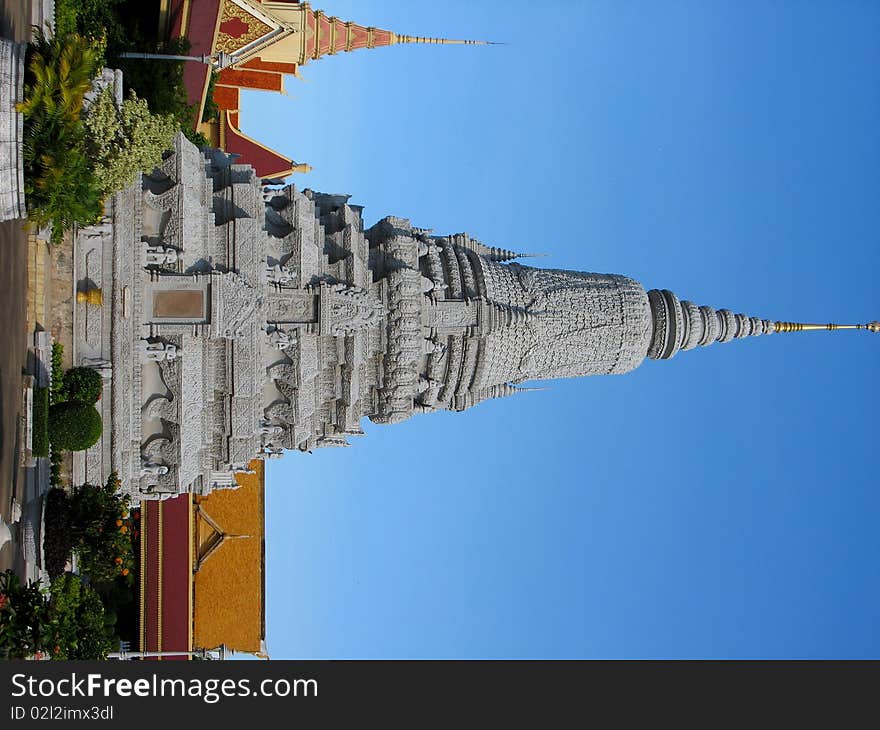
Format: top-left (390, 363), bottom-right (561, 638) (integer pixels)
top-left (0, 38), bottom-right (26, 221)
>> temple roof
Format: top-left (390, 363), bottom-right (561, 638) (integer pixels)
top-left (221, 109), bottom-right (301, 180)
top-left (193, 460), bottom-right (266, 656)
top-left (139, 496), bottom-right (193, 658)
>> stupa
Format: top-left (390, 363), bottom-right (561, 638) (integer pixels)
top-left (72, 133), bottom-right (878, 501)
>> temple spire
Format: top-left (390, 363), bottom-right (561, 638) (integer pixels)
top-left (646, 288), bottom-right (879, 361)
top-left (389, 34), bottom-right (501, 46)
top-left (301, 6), bottom-right (499, 63)
top-left (452, 237), bottom-right (546, 262)
top-left (451, 383), bottom-right (548, 412)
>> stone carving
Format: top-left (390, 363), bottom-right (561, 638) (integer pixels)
top-left (212, 272), bottom-right (261, 340)
top-left (145, 246), bottom-right (179, 266)
top-left (319, 283), bottom-right (385, 335)
top-left (142, 394), bottom-right (175, 420)
top-left (140, 340), bottom-right (178, 361)
top-left (266, 326), bottom-right (295, 350)
top-left (142, 435), bottom-right (177, 465)
top-left (267, 264), bottom-right (295, 285)
top-left (265, 293), bottom-right (313, 322)
top-left (316, 435), bottom-right (350, 448)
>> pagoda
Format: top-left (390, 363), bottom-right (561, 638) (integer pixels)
top-left (167, 0), bottom-right (493, 179)
top-left (70, 133), bottom-right (878, 502)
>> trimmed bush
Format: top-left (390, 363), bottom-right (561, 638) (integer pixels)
top-left (32, 386), bottom-right (49, 457)
top-left (61, 367), bottom-right (102, 404)
top-left (43, 488), bottom-right (73, 578)
top-left (48, 402), bottom-right (102, 451)
top-left (49, 448), bottom-right (64, 487)
top-left (50, 343), bottom-right (65, 404)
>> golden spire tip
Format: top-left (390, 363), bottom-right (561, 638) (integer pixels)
top-left (393, 34), bottom-right (504, 46)
top-left (773, 320), bottom-right (880, 334)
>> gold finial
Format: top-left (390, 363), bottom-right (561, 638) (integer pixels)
top-left (774, 321), bottom-right (880, 334)
top-left (391, 33), bottom-right (503, 46)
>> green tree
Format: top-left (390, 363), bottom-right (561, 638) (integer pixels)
top-left (84, 87), bottom-right (178, 196)
top-left (0, 571), bottom-right (114, 660)
top-left (0, 570), bottom-right (51, 659)
top-left (70, 474), bottom-right (136, 585)
top-left (18, 27), bottom-right (99, 124)
top-left (48, 574), bottom-right (115, 660)
top-left (18, 28), bottom-right (103, 241)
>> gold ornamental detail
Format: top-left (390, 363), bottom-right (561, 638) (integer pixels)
top-left (216, 0), bottom-right (274, 54)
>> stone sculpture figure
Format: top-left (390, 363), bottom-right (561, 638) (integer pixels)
top-left (267, 264), bottom-right (294, 285)
top-left (145, 247), bottom-right (178, 266)
top-left (140, 340), bottom-right (178, 362)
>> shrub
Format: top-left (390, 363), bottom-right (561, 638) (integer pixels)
top-left (54, 0), bottom-right (124, 67)
top-left (53, 0), bottom-right (79, 38)
top-left (48, 401), bottom-right (102, 451)
top-left (43, 488), bottom-right (74, 578)
top-left (0, 570), bottom-right (51, 659)
top-left (61, 366), bottom-right (102, 404)
top-left (49, 449), bottom-right (63, 486)
top-left (50, 342), bottom-right (65, 404)
top-left (18, 28), bottom-right (103, 242)
top-left (203, 72), bottom-right (219, 122)
top-left (48, 574), bottom-right (114, 660)
top-left (117, 36), bottom-right (195, 125)
top-left (23, 139), bottom-right (104, 242)
top-left (32, 386), bottom-right (49, 457)
top-left (18, 28), bottom-right (98, 124)
top-left (70, 474), bottom-right (135, 585)
top-left (84, 87), bottom-right (178, 196)
top-left (0, 571), bottom-right (114, 660)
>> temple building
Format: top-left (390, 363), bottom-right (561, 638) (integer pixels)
top-left (139, 459), bottom-right (267, 658)
top-left (167, 0), bottom-right (492, 178)
top-left (71, 132), bottom-right (878, 502)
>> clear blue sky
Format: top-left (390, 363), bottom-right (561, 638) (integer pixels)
top-left (241, 0), bottom-right (880, 658)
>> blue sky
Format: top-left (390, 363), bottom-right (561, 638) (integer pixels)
top-left (241, 0), bottom-right (880, 658)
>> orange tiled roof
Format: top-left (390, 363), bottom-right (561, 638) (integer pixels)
top-left (193, 460), bottom-right (265, 655)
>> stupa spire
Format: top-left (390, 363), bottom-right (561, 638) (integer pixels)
top-left (773, 320), bottom-right (880, 333)
top-left (646, 288), bottom-right (879, 361)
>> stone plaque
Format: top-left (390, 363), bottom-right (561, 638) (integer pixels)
top-left (152, 290), bottom-right (205, 319)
